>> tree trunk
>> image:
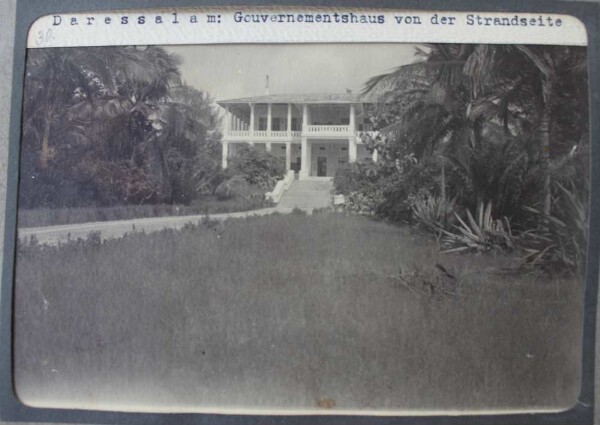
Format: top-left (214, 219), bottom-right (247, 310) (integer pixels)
top-left (538, 105), bottom-right (552, 215)
top-left (40, 107), bottom-right (53, 168)
top-left (440, 156), bottom-right (446, 201)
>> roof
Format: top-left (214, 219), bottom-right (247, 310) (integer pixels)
top-left (217, 93), bottom-right (377, 105)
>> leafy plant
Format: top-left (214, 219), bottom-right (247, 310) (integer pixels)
top-left (412, 195), bottom-right (457, 232)
top-left (344, 191), bottom-right (384, 216)
top-left (517, 183), bottom-right (587, 272)
top-left (441, 201), bottom-right (513, 253)
top-left (227, 145), bottom-right (285, 191)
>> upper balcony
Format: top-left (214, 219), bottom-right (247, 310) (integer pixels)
top-left (217, 93), bottom-right (378, 143)
top-left (224, 130), bottom-right (302, 141)
top-left (223, 125), bottom-right (362, 141)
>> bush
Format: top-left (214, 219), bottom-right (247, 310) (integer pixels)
top-left (412, 195), bottom-right (457, 232)
top-left (228, 145), bottom-right (285, 191)
top-left (214, 175), bottom-right (253, 201)
top-left (333, 162), bottom-right (381, 195)
top-left (344, 191), bottom-right (384, 216)
top-left (517, 183), bottom-right (587, 273)
top-left (441, 201), bottom-right (514, 253)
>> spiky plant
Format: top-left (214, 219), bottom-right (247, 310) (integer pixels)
top-left (441, 201), bottom-right (513, 253)
top-left (517, 183), bottom-right (587, 272)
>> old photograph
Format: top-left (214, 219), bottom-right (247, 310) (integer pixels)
top-left (13, 42), bottom-right (589, 414)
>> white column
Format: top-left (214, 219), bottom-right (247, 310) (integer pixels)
top-left (267, 103), bottom-right (272, 134)
top-left (349, 137), bottom-right (357, 163)
top-left (266, 143), bottom-right (272, 152)
top-left (372, 148), bottom-right (379, 163)
top-left (222, 141), bottom-right (229, 169)
top-left (224, 106), bottom-right (231, 135)
top-left (349, 104), bottom-right (356, 134)
top-left (287, 103), bottom-right (292, 134)
top-left (285, 142), bottom-right (292, 171)
top-left (300, 138), bottom-right (309, 179)
top-left (249, 103), bottom-right (255, 136)
top-left (302, 104), bottom-right (308, 132)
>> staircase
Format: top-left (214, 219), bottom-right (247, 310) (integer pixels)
top-left (276, 178), bottom-right (334, 210)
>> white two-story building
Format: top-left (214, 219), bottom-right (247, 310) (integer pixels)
top-left (217, 93), bottom-right (378, 179)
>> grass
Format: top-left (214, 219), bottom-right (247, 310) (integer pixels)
top-left (18, 195), bottom-right (271, 228)
top-left (13, 213), bottom-right (583, 414)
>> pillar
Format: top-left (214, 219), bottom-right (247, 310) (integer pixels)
top-left (349, 104), bottom-right (356, 134)
top-left (222, 141), bottom-right (229, 169)
top-left (224, 106), bottom-right (231, 134)
top-left (302, 104), bottom-right (308, 132)
top-left (266, 143), bottom-right (272, 152)
top-left (300, 138), bottom-right (310, 179)
top-left (349, 137), bottom-right (357, 163)
top-left (249, 103), bottom-right (255, 134)
top-left (267, 103), bottom-right (272, 133)
top-left (287, 103), bottom-right (292, 133)
top-left (285, 142), bottom-right (292, 171)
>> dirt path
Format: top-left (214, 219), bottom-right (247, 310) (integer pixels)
top-left (18, 206), bottom-right (298, 246)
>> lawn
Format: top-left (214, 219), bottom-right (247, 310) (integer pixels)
top-left (13, 212), bottom-right (583, 414)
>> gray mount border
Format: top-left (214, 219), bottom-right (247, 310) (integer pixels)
top-left (1, 0), bottom-right (598, 424)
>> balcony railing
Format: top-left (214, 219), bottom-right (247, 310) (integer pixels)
top-left (224, 126), bottom-right (355, 140)
top-left (228, 130), bottom-right (251, 138)
top-left (225, 130), bottom-right (301, 140)
top-left (306, 125), bottom-right (351, 134)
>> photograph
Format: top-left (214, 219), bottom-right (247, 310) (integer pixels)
top-left (12, 41), bottom-right (589, 415)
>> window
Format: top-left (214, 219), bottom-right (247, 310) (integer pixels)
top-left (258, 118), bottom-right (267, 131)
top-left (272, 118), bottom-right (281, 131)
top-left (291, 118), bottom-right (300, 131)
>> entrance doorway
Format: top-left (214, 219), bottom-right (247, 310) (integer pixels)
top-left (292, 156), bottom-right (301, 173)
top-left (317, 157), bottom-right (327, 177)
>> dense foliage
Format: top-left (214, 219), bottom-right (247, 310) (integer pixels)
top-left (20, 46), bottom-right (225, 209)
top-left (226, 145), bottom-right (285, 191)
top-left (337, 44), bottom-right (589, 271)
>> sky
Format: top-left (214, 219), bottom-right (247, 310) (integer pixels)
top-left (165, 43), bottom-right (418, 101)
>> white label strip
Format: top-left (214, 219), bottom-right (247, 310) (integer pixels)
top-left (27, 7), bottom-right (588, 48)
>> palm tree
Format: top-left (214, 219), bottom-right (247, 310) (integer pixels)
top-left (463, 45), bottom-right (588, 214)
top-left (22, 46), bottom-right (185, 205)
top-left (363, 43), bottom-right (587, 216)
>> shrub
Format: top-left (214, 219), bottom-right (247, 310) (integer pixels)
top-left (333, 162), bottom-right (381, 195)
top-left (441, 201), bottom-right (514, 253)
top-left (412, 195), bottom-right (457, 232)
top-left (291, 207), bottom-right (307, 216)
top-left (214, 175), bottom-right (253, 201)
top-left (228, 145), bottom-right (285, 191)
top-left (344, 191), bottom-right (384, 216)
top-left (517, 183), bottom-right (587, 272)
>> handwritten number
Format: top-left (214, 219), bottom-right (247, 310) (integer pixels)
top-left (36, 29), bottom-right (53, 46)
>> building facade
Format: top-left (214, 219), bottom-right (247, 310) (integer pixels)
top-left (217, 93), bottom-right (378, 180)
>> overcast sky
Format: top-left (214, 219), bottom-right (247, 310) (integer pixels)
top-left (165, 44), bottom-right (418, 101)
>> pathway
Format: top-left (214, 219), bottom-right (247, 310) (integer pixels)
top-left (18, 179), bottom-right (335, 246)
top-left (276, 178), bottom-right (333, 210)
